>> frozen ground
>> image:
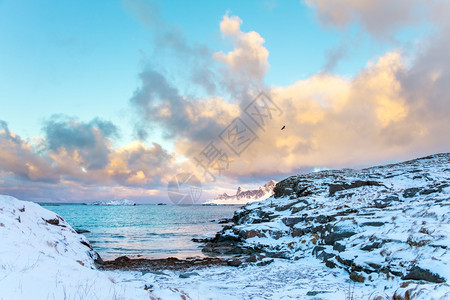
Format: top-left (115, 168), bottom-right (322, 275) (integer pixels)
top-left (1, 192), bottom-right (448, 300)
top-left (0, 195), bottom-right (148, 300)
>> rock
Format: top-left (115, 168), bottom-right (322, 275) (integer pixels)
top-left (291, 228), bottom-right (304, 237)
top-left (420, 187), bottom-right (440, 195)
top-left (373, 195), bottom-right (399, 208)
top-left (306, 291), bottom-right (331, 296)
top-left (275, 199), bottom-right (307, 212)
top-left (282, 217), bottom-right (304, 227)
top-left (256, 258), bottom-right (274, 266)
top-left (373, 201), bottom-right (390, 208)
top-left (273, 179), bottom-right (295, 198)
top-left (403, 266), bottom-right (445, 283)
top-left (238, 229), bottom-right (264, 239)
top-left (329, 181), bottom-right (383, 196)
top-left (92, 252), bottom-right (104, 265)
top-left (143, 270), bottom-right (169, 276)
top-left (246, 254), bottom-right (266, 263)
top-left (316, 215), bottom-right (334, 224)
top-left (312, 246), bottom-right (326, 257)
top-left (218, 218), bottom-right (231, 224)
top-left (336, 193), bottom-right (354, 199)
top-left (44, 218), bottom-right (60, 225)
top-left (384, 195), bottom-right (399, 202)
top-left (268, 251), bottom-right (291, 259)
top-left (179, 272), bottom-right (200, 278)
top-left (350, 272), bottom-right (365, 283)
top-left (80, 240), bottom-right (93, 250)
top-left (227, 258), bottom-right (243, 267)
top-left (295, 186), bottom-right (312, 198)
top-left (361, 222), bottom-right (385, 227)
top-left (336, 255), bottom-right (353, 267)
top-left (317, 250), bottom-right (335, 262)
top-left (76, 229), bottom-right (90, 234)
top-left (325, 260), bottom-right (336, 268)
top-left (324, 230), bottom-right (356, 245)
top-left (403, 188), bottom-right (420, 198)
top-left (192, 238), bottom-right (211, 243)
top-left (367, 263), bottom-right (382, 272)
top-left (333, 242), bottom-right (346, 252)
top-left (233, 209), bottom-right (275, 224)
top-left (361, 242), bottom-right (383, 251)
top-left (333, 208), bottom-right (358, 217)
top-left (114, 256), bottom-right (131, 263)
top-left (246, 254), bottom-right (258, 263)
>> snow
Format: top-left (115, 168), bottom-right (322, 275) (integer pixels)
top-left (0, 195), bottom-right (147, 300)
top-left (89, 198), bottom-right (136, 206)
top-left (205, 180), bottom-right (277, 205)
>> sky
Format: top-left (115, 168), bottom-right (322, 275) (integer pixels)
top-left (0, 0), bottom-right (449, 203)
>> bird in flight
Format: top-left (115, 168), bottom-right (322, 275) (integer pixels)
top-left (281, 125), bottom-right (285, 130)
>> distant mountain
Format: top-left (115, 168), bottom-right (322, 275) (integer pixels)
top-left (205, 180), bottom-right (277, 205)
top-left (90, 199), bottom-right (136, 206)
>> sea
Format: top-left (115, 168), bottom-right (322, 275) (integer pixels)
top-left (40, 203), bottom-right (239, 260)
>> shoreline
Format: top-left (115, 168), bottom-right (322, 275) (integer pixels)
top-left (98, 255), bottom-right (230, 271)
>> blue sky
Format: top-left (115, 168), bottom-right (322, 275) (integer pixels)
top-left (1, 0), bottom-right (423, 144)
top-left (0, 0), bottom-right (448, 203)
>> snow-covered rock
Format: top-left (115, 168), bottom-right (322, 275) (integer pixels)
top-left (0, 195), bottom-right (148, 300)
top-left (205, 180), bottom-right (277, 205)
top-left (90, 198), bottom-right (136, 206)
top-left (203, 153), bottom-right (450, 298)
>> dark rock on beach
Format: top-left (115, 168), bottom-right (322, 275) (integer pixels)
top-left (99, 256), bottom-right (228, 271)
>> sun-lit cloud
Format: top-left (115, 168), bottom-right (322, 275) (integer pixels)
top-left (0, 117), bottom-right (175, 202)
top-left (214, 13), bottom-right (269, 81)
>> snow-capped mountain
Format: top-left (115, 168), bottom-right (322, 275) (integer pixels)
top-left (205, 180), bottom-right (277, 205)
top-left (90, 198), bottom-right (136, 206)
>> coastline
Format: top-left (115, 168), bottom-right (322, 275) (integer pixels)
top-left (1, 154), bottom-right (450, 299)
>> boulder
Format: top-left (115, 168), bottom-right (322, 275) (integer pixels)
top-left (227, 258), bottom-right (243, 267)
top-left (324, 230), bottom-right (356, 245)
top-left (402, 188), bottom-right (421, 198)
top-left (403, 266), bottom-right (445, 283)
top-left (179, 272), bottom-right (200, 278)
top-left (329, 181), bottom-right (383, 196)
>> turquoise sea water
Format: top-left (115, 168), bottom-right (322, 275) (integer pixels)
top-left (41, 204), bottom-right (238, 260)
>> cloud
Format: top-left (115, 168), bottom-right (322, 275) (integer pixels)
top-left (305, 0), bottom-right (431, 39)
top-left (129, 11), bottom-right (271, 153)
top-left (127, 9), bottom-right (449, 186)
top-left (214, 13), bottom-right (269, 85)
top-left (44, 115), bottom-right (119, 170)
top-left (0, 121), bottom-right (57, 182)
top-left (129, 67), bottom-right (241, 154)
top-left (123, 0), bottom-right (219, 96)
top-left (0, 117), bottom-right (175, 202)
top-left (222, 47), bottom-right (449, 179)
top-left (105, 141), bottom-right (174, 186)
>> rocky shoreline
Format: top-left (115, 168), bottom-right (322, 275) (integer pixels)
top-left (98, 256), bottom-right (228, 271)
top-left (198, 154), bottom-right (450, 286)
top-left (97, 154), bottom-right (450, 292)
